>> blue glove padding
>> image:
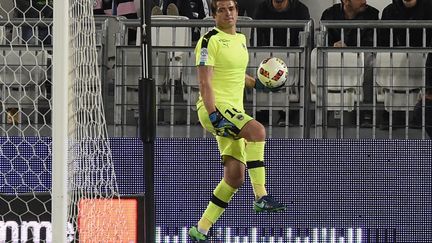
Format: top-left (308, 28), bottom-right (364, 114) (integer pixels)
top-left (209, 110), bottom-right (240, 139)
top-left (254, 78), bottom-right (284, 92)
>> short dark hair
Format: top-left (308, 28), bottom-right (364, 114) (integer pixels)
top-left (211, 0), bottom-right (239, 16)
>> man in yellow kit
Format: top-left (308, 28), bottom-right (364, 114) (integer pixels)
top-left (188, 0), bottom-right (286, 241)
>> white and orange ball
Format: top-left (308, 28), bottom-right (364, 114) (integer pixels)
top-left (257, 57), bottom-right (289, 89)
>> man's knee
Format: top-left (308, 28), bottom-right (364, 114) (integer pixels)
top-left (224, 174), bottom-right (244, 189)
top-left (223, 158), bottom-right (246, 189)
top-left (240, 120), bottom-right (266, 141)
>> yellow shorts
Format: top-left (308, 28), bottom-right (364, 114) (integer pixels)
top-left (197, 102), bottom-right (254, 164)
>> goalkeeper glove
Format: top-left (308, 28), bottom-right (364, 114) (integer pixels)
top-left (254, 78), bottom-right (284, 92)
top-left (209, 110), bottom-right (239, 139)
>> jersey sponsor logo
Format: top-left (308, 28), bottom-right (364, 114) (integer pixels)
top-left (200, 48), bottom-right (209, 63)
top-left (236, 114), bottom-right (244, 121)
top-left (219, 39), bottom-right (230, 47)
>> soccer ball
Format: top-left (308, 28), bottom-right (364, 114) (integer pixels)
top-left (257, 57), bottom-right (288, 89)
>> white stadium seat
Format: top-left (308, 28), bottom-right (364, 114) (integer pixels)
top-left (310, 48), bottom-right (364, 111)
top-left (374, 52), bottom-right (425, 111)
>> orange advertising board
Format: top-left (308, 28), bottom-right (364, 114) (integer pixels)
top-left (78, 199), bottom-right (138, 243)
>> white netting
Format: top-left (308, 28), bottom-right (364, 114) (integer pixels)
top-left (0, 0), bottom-right (126, 241)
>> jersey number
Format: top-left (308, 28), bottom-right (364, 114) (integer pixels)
top-left (224, 108), bottom-right (241, 119)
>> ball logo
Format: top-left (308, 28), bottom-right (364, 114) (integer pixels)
top-left (259, 67), bottom-right (270, 78)
top-left (272, 69), bottom-right (285, 81)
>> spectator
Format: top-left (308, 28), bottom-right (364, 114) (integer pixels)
top-left (253, 0), bottom-right (309, 126)
top-left (320, 0), bottom-right (378, 127)
top-left (151, 5), bottom-right (163, 15)
top-left (162, 0), bottom-right (208, 17)
top-left (113, 0), bottom-right (138, 44)
top-left (238, 0), bottom-right (264, 17)
top-left (254, 0), bottom-right (310, 47)
top-left (161, 0), bottom-right (209, 41)
top-left (380, 0), bottom-right (432, 47)
top-left (93, 0), bottom-right (113, 15)
top-left (152, 0), bottom-right (161, 7)
top-left (92, 0), bottom-right (137, 44)
top-left (321, 0), bottom-right (379, 47)
top-left (187, 0), bottom-right (209, 18)
top-left (115, 0), bottom-right (138, 19)
top-left (379, 0), bottom-right (432, 130)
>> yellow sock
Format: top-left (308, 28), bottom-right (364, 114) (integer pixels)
top-left (197, 179), bottom-right (237, 235)
top-left (197, 217), bottom-right (212, 235)
top-left (251, 183), bottom-right (267, 199)
top-left (246, 141), bottom-right (268, 199)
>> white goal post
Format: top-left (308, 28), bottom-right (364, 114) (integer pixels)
top-left (53, 0), bottom-right (127, 242)
top-left (0, 0), bottom-right (126, 242)
top-left (52, 0), bottom-right (70, 241)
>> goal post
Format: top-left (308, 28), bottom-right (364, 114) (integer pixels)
top-left (52, 0), bottom-right (128, 241)
top-left (52, 0), bottom-right (69, 241)
top-left (0, 0), bottom-right (127, 241)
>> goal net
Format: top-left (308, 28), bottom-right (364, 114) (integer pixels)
top-left (0, 0), bottom-right (126, 242)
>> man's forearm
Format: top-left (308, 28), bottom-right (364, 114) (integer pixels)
top-left (245, 74), bottom-right (256, 88)
top-left (197, 66), bottom-right (216, 114)
top-left (200, 80), bottom-right (216, 114)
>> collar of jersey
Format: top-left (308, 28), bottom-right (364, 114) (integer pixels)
top-left (214, 27), bottom-right (238, 38)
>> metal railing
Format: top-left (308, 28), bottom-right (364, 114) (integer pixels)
top-left (315, 20), bottom-right (432, 139)
top-left (1, 18), bottom-right (431, 139)
top-left (115, 18), bottom-right (313, 138)
top-left (0, 17), bottom-right (110, 136)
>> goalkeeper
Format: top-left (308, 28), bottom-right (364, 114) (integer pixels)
top-left (189, 0), bottom-right (285, 241)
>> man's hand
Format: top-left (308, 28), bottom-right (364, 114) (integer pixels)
top-left (254, 78), bottom-right (284, 92)
top-left (209, 110), bottom-right (239, 138)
